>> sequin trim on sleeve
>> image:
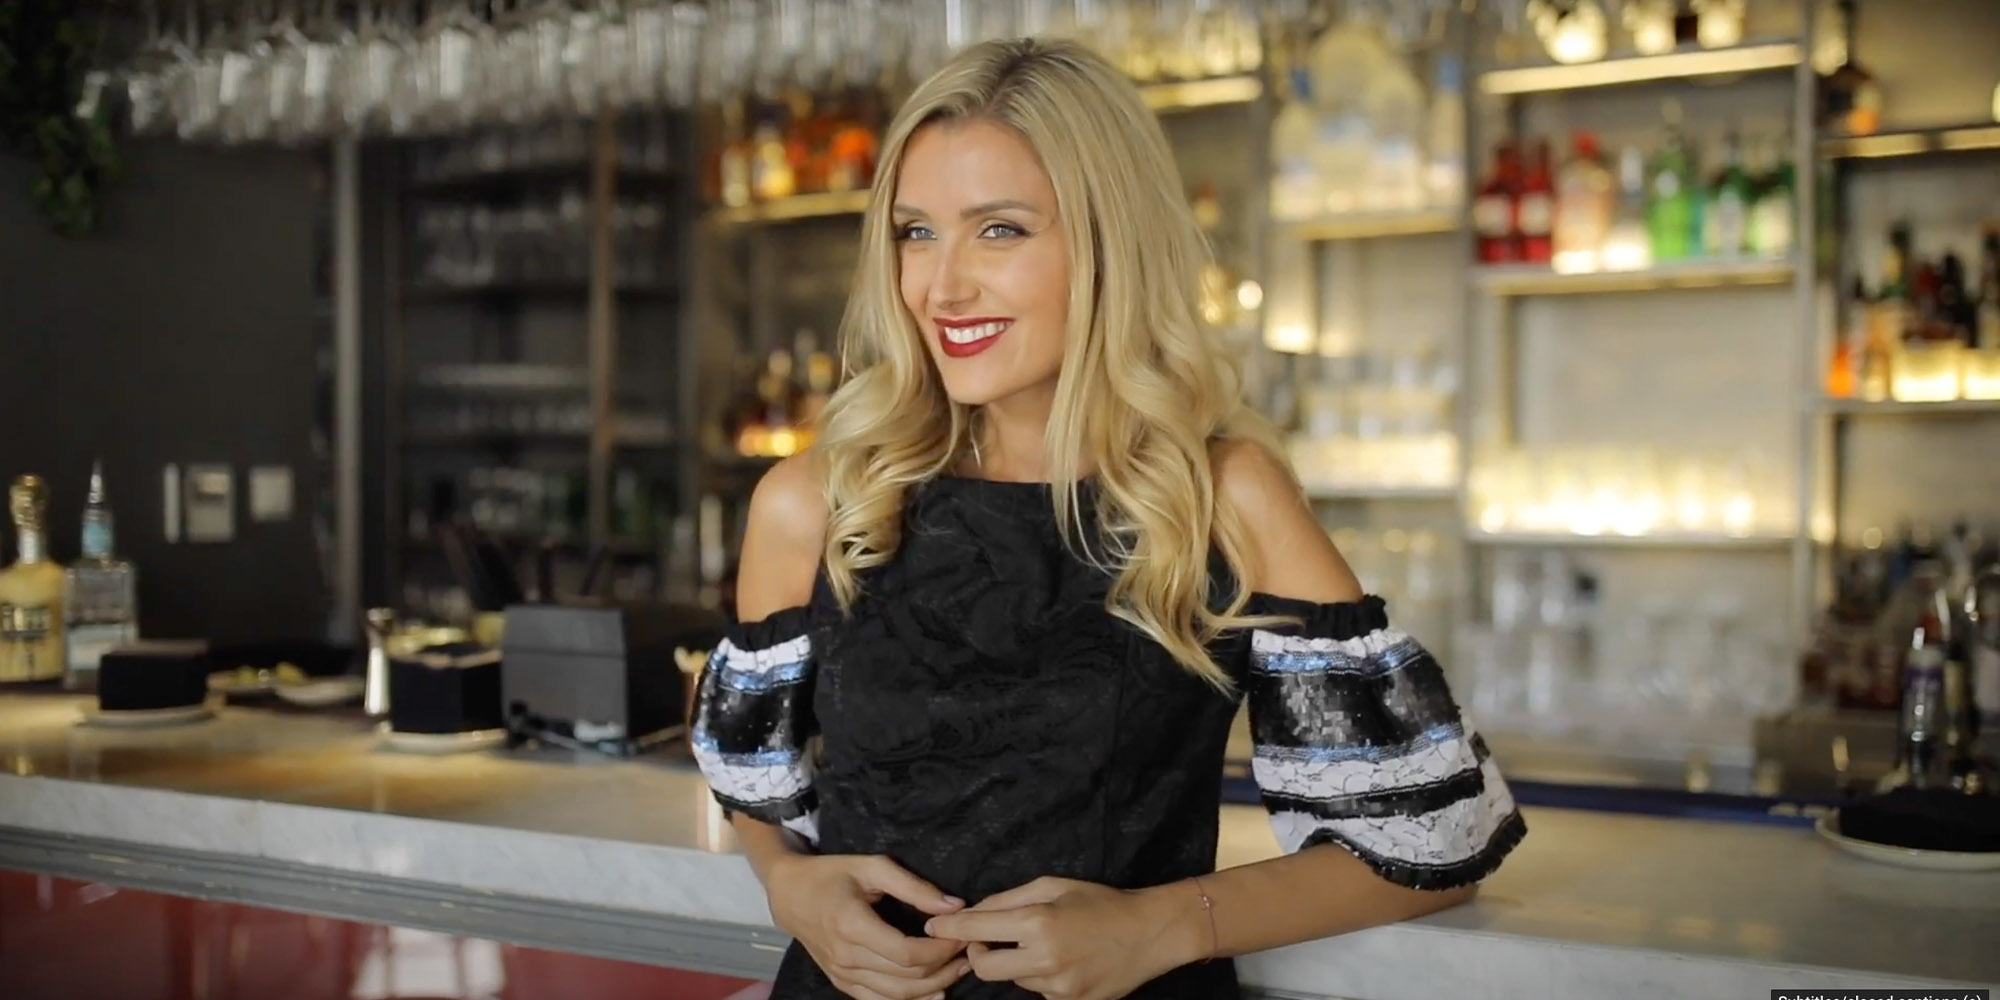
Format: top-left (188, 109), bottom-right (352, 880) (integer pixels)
top-left (691, 605), bottom-right (819, 845)
top-left (1243, 593), bottom-right (1526, 890)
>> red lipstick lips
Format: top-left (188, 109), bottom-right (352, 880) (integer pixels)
top-left (936, 316), bottom-right (1013, 359)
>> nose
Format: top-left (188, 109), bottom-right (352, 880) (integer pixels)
top-left (926, 240), bottom-right (976, 313)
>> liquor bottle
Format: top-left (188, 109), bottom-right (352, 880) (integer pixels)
top-left (1826, 277), bottom-right (1864, 399)
top-left (748, 101), bottom-right (795, 203)
top-left (1517, 139), bottom-right (1555, 265)
top-left (1646, 102), bottom-right (1699, 262)
top-left (1424, 53), bottom-right (1466, 208)
top-left (795, 330), bottom-right (838, 440)
top-left (64, 461), bottom-right (137, 690)
top-left (717, 97), bottom-right (752, 209)
top-left (1473, 140), bottom-right (1523, 264)
top-left (1702, 129), bottom-right (1752, 257)
top-left (824, 87), bottom-right (880, 194)
top-left (1818, 0), bottom-right (1882, 137)
top-left (1880, 560), bottom-right (1952, 790)
top-left (784, 88), bottom-right (830, 196)
top-left (1967, 228), bottom-right (2000, 400)
top-left (1552, 130), bottom-right (1612, 274)
top-left (1362, 47), bottom-right (1426, 212)
top-left (1748, 133), bottom-right (1795, 258)
top-left (1601, 145), bottom-right (1653, 272)
top-left (1269, 68), bottom-right (1324, 221)
top-left (0, 475), bottom-right (67, 683)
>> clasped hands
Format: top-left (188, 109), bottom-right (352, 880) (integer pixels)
top-left (767, 854), bottom-right (1198, 1000)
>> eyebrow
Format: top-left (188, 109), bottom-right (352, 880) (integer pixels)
top-left (891, 199), bottom-right (1047, 220)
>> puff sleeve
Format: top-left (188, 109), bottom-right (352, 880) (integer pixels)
top-left (1240, 593), bottom-right (1526, 890)
top-left (691, 605), bottom-right (820, 846)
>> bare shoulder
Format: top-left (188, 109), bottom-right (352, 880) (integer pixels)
top-left (737, 452), bottom-right (828, 619)
top-left (1211, 438), bottom-right (1362, 603)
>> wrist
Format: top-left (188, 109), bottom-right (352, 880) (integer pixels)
top-left (1133, 878), bottom-right (1217, 970)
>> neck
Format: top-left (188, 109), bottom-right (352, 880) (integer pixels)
top-left (970, 380), bottom-right (1089, 484)
top-left (15, 527), bottom-right (43, 565)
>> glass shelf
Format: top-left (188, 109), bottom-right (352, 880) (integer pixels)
top-left (1137, 74), bottom-right (1262, 112)
top-left (1820, 123), bottom-right (2000, 160)
top-left (1303, 484), bottom-right (1458, 501)
top-left (1473, 257), bottom-right (1795, 296)
top-left (1478, 41), bottom-right (1802, 96)
top-left (407, 167), bottom-right (678, 198)
top-left (1466, 529), bottom-right (1795, 549)
top-left (405, 283), bottom-right (680, 301)
top-left (1818, 397), bottom-right (2000, 415)
top-left (708, 190), bottom-right (872, 225)
top-left (1285, 208), bottom-right (1461, 241)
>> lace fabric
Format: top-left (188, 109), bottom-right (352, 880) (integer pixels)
top-left (690, 477), bottom-right (1525, 998)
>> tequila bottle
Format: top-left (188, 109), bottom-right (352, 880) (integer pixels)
top-left (65, 461), bottom-right (138, 689)
top-left (0, 475), bottom-right (67, 683)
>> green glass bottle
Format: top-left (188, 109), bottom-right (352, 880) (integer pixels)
top-left (1646, 101), bottom-right (1699, 263)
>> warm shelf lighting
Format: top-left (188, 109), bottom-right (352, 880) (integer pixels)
top-left (1265, 323), bottom-right (1314, 354)
top-left (1138, 75), bottom-right (1262, 112)
top-left (1479, 41), bottom-right (1801, 95)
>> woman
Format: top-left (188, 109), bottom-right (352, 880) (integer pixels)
top-left (693, 37), bottom-right (1526, 1000)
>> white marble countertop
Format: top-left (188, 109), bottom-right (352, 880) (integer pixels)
top-left (1, 691), bottom-right (1996, 1000)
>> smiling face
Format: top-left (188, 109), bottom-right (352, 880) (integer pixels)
top-left (893, 118), bottom-right (1072, 410)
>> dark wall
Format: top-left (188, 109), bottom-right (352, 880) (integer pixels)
top-left (0, 141), bottom-right (328, 642)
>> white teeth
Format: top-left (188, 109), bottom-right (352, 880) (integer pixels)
top-left (943, 320), bottom-right (1010, 345)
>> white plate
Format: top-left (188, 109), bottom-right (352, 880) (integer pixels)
top-left (377, 725), bottom-right (508, 755)
top-left (77, 702), bottom-right (217, 729)
top-left (274, 676), bottom-right (366, 707)
top-left (208, 671), bottom-right (276, 696)
top-left (1815, 811), bottom-right (2000, 872)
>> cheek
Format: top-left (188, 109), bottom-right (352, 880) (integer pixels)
top-left (899, 251), bottom-right (930, 320)
top-left (1014, 246), bottom-right (1070, 347)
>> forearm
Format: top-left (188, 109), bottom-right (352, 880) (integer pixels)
top-left (1137, 845), bottom-right (1477, 966)
top-left (732, 813), bottom-right (814, 888)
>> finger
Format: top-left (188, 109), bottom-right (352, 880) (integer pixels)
top-left (965, 876), bottom-right (1073, 911)
top-left (856, 857), bottom-right (965, 916)
top-left (925, 906), bottom-right (1041, 945)
top-left (840, 957), bottom-right (972, 1000)
top-left (838, 929), bottom-right (963, 978)
top-left (965, 940), bottom-right (1048, 984)
top-left (836, 904), bottom-right (965, 970)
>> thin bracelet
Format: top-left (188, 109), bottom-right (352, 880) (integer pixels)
top-left (1190, 875), bottom-right (1219, 963)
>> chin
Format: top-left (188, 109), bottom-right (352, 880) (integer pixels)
top-left (936, 374), bottom-right (1015, 408)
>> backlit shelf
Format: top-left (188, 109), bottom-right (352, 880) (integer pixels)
top-left (1473, 257), bottom-right (1795, 296)
top-left (1138, 74), bottom-right (1262, 112)
top-left (1478, 41), bottom-right (1801, 96)
top-left (1286, 208), bottom-right (1460, 241)
top-left (1821, 123), bottom-right (2000, 160)
top-left (1467, 529), bottom-right (1795, 549)
top-left (708, 190), bottom-right (871, 225)
top-left (1303, 483), bottom-right (1458, 501)
top-left (1818, 397), bottom-right (2000, 415)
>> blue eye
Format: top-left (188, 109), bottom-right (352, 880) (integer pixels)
top-left (981, 221), bottom-right (1027, 239)
top-left (893, 222), bottom-right (934, 242)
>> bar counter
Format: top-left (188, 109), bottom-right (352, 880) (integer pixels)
top-left (1, 692), bottom-right (1995, 999)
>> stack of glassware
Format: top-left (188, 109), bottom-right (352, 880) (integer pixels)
top-left (1269, 20), bottom-right (1465, 221)
top-left (1455, 549), bottom-right (1795, 750)
top-left (1288, 350), bottom-right (1458, 494)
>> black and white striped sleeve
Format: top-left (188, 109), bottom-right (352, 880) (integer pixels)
top-left (691, 605), bottom-right (819, 845)
top-left (1240, 593), bottom-right (1526, 891)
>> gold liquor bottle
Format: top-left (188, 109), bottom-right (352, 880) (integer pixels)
top-left (0, 475), bottom-right (68, 683)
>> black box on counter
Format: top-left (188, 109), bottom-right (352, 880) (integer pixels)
top-left (387, 644), bottom-right (504, 735)
top-left (499, 601), bottom-right (726, 755)
top-left (97, 641), bottom-right (212, 712)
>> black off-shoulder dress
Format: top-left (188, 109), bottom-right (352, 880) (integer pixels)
top-left (692, 476), bottom-right (1526, 999)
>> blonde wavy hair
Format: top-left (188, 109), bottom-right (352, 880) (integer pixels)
top-left (814, 36), bottom-right (1284, 691)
